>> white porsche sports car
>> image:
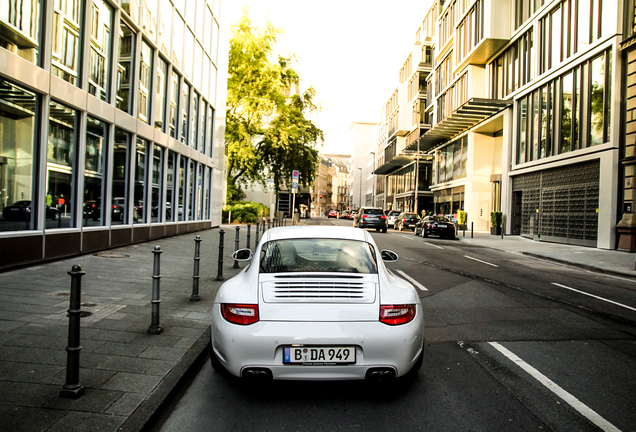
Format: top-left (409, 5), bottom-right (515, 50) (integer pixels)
top-left (210, 225), bottom-right (424, 382)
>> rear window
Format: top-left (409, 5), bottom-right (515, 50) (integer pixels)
top-left (259, 239), bottom-right (377, 274)
top-left (363, 209), bottom-right (384, 215)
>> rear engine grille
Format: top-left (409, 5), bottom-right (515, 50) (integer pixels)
top-left (262, 279), bottom-right (376, 303)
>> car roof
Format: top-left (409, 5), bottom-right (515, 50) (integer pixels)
top-left (265, 226), bottom-right (369, 242)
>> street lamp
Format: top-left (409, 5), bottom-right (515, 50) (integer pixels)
top-left (357, 167), bottom-right (362, 209)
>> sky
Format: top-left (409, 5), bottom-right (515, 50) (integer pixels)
top-left (223, 0), bottom-right (433, 155)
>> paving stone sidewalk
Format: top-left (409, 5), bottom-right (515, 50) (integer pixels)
top-left (0, 224), bottom-right (257, 432)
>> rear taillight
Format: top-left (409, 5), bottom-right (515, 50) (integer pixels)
top-left (380, 305), bottom-right (416, 325)
top-left (380, 215), bottom-right (387, 219)
top-left (361, 214), bottom-right (368, 218)
top-left (112, 205), bottom-right (117, 209)
top-left (402, 218), bottom-right (406, 223)
top-left (221, 304), bottom-right (259, 325)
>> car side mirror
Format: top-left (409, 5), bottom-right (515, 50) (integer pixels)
top-left (380, 250), bottom-right (398, 262)
top-left (232, 248), bottom-right (253, 261)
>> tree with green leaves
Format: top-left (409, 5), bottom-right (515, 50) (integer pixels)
top-left (225, 11), bottom-right (323, 202)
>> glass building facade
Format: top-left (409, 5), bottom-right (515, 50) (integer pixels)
top-left (0, 0), bottom-right (227, 269)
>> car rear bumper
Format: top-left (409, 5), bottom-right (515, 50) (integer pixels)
top-left (211, 305), bottom-right (424, 380)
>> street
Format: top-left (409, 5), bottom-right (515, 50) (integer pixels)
top-left (157, 217), bottom-right (636, 432)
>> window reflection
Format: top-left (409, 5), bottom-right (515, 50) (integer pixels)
top-left (88, 0), bottom-right (113, 101)
top-left (134, 138), bottom-right (147, 223)
top-left (116, 21), bottom-right (135, 114)
top-left (138, 40), bottom-right (153, 122)
top-left (172, 12), bottom-right (184, 71)
top-left (0, 80), bottom-right (38, 232)
top-left (169, 72), bottom-right (180, 138)
top-left (83, 116), bottom-right (107, 227)
top-left (159, 0), bottom-right (172, 57)
top-left (47, 100), bottom-right (77, 229)
top-left (590, 53), bottom-right (606, 146)
top-left (166, 151), bottom-right (175, 221)
top-left (188, 160), bottom-right (194, 220)
top-left (51, 1), bottom-right (83, 85)
top-left (151, 144), bottom-right (163, 223)
top-left (112, 128), bottom-right (130, 224)
top-left (178, 156), bottom-right (186, 221)
top-left (0, 0), bottom-right (42, 64)
top-left (155, 58), bottom-right (168, 131)
top-left (191, 92), bottom-right (198, 149)
top-left (181, 82), bottom-right (189, 143)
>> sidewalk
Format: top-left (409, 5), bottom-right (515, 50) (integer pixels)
top-left (458, 231), bottom-right (636, 278)
top-left (0, 224), bottom-right (254, 432)
top-left (0, 224), bottom-right (634, 432)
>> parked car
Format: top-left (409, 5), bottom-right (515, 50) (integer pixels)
top-left (353, 207), bottom-right (388, 233)
top-left (111, 197), bottom-right (126, 221)
top-left (415, 215), bottom-right (456, 239)
top-left (385, 210), bottom-right (401, 227)
top-left (2, 200), bottom-right (60, 221)
top-left (327, 209), bottom-right (338, 219)
top-left (83, 200), bottom-right (97, 218)
top-left (210, 225), bottom-right (424, 381)
top-left (394, 212), bottom-right (420, 231)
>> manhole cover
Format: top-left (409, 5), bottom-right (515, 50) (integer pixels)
top-left (93, 252), bottom-right (130, 258)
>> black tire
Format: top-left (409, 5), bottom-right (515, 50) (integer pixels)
top-left (210, 345), bottom-right (226, 375)
top-left (423, 227), bottom-right (428, 238)
top-left (382, 227), bottom-right (387, 233)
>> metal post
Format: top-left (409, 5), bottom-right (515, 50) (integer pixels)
top-left (255, 220), bottom-right (260, 244)
top-left (501, 214), bottom-right (505, 239)
top-left (246, 223), bottom-right (251, 249)
top-left (233, 226), bottom-right (240, 269)
top-left (268, 219), bottom-right (271, 231)
top-left (216, 229), bottom-right (225, 281)
top-left (60, 265), bottom-right (85, 399)
top-left (190, 236), bottom-right (201, 301)
top-left (148, 246), bottom-right (163, 334)
top-left (471, 222), bottom-right (474, 239)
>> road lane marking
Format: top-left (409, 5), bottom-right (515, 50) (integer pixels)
top-left (464, 255), bottom-right (499, 267)
top-left (400, 235), bottom-right (414, 240)
top-left (489, 342), bottom-right (622, 432)
top-left (551, 283), bottom-right (636, 312)
top-left (424, 242), bottom-right (444, 249)
top-left (395, 269), bottom-right (428, 291)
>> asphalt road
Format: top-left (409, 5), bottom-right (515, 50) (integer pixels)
top-left (157, 218), bottom-right (636, 432)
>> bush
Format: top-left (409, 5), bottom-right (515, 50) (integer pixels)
top-left (490, 211), bottom-right (502, 228)
top-left (223, 201), bottom-right (269, 223)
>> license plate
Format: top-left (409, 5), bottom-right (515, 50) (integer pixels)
top-left (438, 224), bottom-right (447, 228)
top-left (283, 346), bottom-right (356, 365)
top-left (11, 208), bottom-right (18, 211)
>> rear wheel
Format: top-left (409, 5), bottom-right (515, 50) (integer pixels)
top-left (382, 227), bottom-right (387, 233)
top-left (423, 227), bottom-right (428, 238)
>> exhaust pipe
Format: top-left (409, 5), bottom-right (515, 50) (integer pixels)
top-left (242, 368), bottom-right (272, 380)
top-left (366, 367), bottom-right (396, 383)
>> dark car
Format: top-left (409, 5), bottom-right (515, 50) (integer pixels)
top-left (2, 200), bottom-right (60, 221)
top-left (415, 215), bottom-right (456, 239)
top-left (353, 207), bottom-right (388, 232)
top-left (394, 212), bottom-right (420, 231)
top-left (327, 209), bottom-right (338, 219)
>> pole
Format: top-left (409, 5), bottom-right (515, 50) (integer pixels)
top-left (190, 236), bottom-right (201, 301)
top-left (216, 229), bottom-right (225, 281)
top-left (255, 220), bottom-right (260, 245)
top-left (233, 226), bottom-right (240, 269)
top-left (60, 264), bottom-right (85, 399)
top-left (471, 222), bottom-right (474, 239)
top-left (414, 139), bottom-right (420, 215)
top-left (291, 191), bottom-right (296, 226)
top-left (148, 246), bottom-right (163, 334)
top-left (246, 223), bottom-right (251, 250)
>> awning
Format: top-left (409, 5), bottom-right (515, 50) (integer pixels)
top-left (406, 97), bottom-right (512, 152)
top-left (373, 155), bottom-right (414, 175)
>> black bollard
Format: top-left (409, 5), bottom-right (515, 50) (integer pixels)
top-left (148, 246), bottom-right (163, 334)
top-left (60, 265), bottom-right (85, 399)
top-left (246, 223), bottom-right (251, 250)
top-left (255, 220), bottom-right (260, 244)
top-left (190, 236), bottom-right (201, 301)
top-left (471, 222), bottom-right (474, 239)
top-left (233, 226), bottom-right (240, 269)
top-left (216, 229), bottom-right (225, 281)
top-left (268, 219), bottom-right (271, 231)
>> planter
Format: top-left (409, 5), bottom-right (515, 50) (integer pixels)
top-left (490, 227), bottom-right (502, 235)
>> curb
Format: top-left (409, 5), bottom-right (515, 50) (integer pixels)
top-left (521, 252), bottom-right (636, 280)
top-left (119, 328), bottom-right (211, 432)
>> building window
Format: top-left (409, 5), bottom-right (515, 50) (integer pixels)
top-left (191, 92), bottom-right (198, 149)
top-left (159, 0), bottom-right (172, 58)
top-left (515, 0), bottom-right (545, 29)
top-left (0, 79), bottom-right (38, 232)
top-left (180, 82), bottom-right (189, 144)
top-left (51, 1), bottom-right (82, 85)
top-left (116, 21), bottom-right (135, 114)
top-left (490, 28), bottom-right (533, 99)
top-left (207, 105), bottom-right (214, 157)
top-left (133, 138), bottom-right (147, 224)
top-left (169, 72), bottom-right (180, 138)
top-left (590, 51), bottom-right (610, 145)
top-left (47, 100), bottom-right (78, 229)
top-left (151, 144), bottom-right (163, 223)
top-left (155, 57), bottom-right (168, 131)
top-left (434, 136), bottom-right (468, 184)
top-left (83, 116), bottom-right (108, 226)
top-left (178, 155), bottom-right (186, 221)
top-left (112, 128), bottom-right (131, 225)
top-left (166, 150), bottom-right (175, 221)
top-left (0, 0), bottom-right (42, 64)
top-left (188, 159), bottom-right (195, 220)
top-left (138, 39), bottom-right (153, 122)
top-left (88, 0), bottom-right (112, 101)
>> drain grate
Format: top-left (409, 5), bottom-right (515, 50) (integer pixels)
top-left (93, 252), bottom-right (130, 258)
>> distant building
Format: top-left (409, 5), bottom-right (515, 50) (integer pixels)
top-left (0, 0), bottom-right (229, 268)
